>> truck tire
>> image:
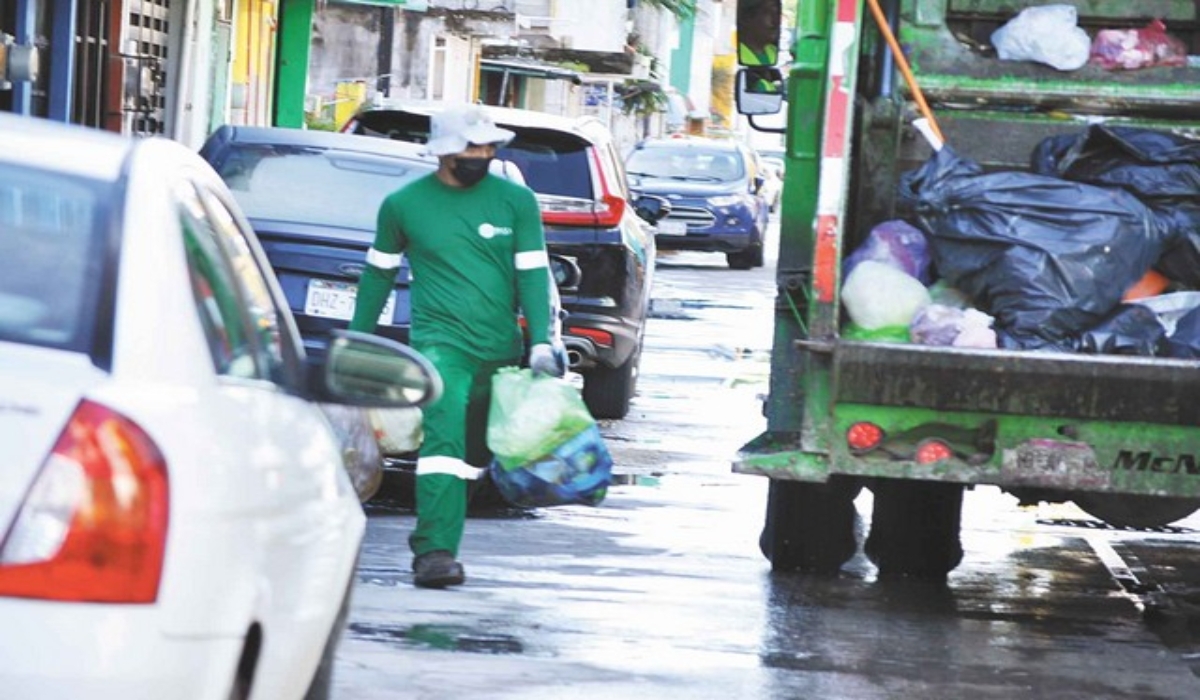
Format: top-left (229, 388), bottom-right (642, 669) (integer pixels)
top-left (759, 478), bottom-right (860, 574)
top-left (865, 480), bottom-right (964, 579)
top-left (1073, 494), bottom-right (1200, 529)
top-left (582, 349), bottom-right (639, 420)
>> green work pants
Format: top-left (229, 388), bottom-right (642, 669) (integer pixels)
top-left (409, 344), bottom-right (515, 558)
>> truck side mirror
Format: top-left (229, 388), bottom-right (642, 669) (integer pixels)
top-left (736, 68), bottom-right (785, 116)
top-left (736, 0), bottom-right (782, 67)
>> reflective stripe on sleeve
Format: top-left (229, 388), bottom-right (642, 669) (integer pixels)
top-left (366, 248), bottom-right (402, 270)
top-left (515, 250), bottom-right (548, 271)
top-left (415, 456), bottom-right (484, 480)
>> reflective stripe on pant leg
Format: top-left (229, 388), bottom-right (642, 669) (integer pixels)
top-left (417, 455), bottom-right (484, 480)
top-left (408, 346), bottom-right (474, 559)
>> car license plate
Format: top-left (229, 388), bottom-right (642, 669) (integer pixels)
top-left (304, 279), bottom-right (396, 323)
top-left (657, 220), bottom-right (688, 236)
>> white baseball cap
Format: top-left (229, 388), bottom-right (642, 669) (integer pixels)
top-left (424, 104), bottom-right (515, 156)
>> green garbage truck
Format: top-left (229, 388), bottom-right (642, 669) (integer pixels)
top-left (733, 0), bottom-right (1200, 577)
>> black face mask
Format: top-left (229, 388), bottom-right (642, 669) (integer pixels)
top-left (451, 157), bottom-right (492, 187)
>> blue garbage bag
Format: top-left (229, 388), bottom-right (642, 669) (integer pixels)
top-left (486, 368), bottom-right (612, 507)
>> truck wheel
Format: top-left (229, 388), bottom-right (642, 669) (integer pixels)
top-left (582, 351), bottom-right (639, 420)
top-left (1073, 494), bottom-right (1200, 529)
top-left (759, 478), bottom-right (860, 574)
top-left (865, 480), bottom-right (964, 579)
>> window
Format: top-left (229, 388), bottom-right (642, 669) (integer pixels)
top-left (179, 183), bottom-right (258, 378)
top-left (498, 129), bottom-right (593, 199)
top-left (178, 182), bottom-right (287, 382)
top-left (213, 144), bottom-right (430, 231)
top-left (199, 187), bottom-right (288, 383)
top-left (0, 162), bottom-right (111, 353)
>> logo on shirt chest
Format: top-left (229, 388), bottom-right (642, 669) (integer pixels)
top-left (478, 223), bottom-right (514, 239)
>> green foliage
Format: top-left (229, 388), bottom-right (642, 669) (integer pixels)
top-left (304, 112), bottom-right (338, 132)
top-left (638, 0), bottom-right (695, 20)
top-left (618, 79), bottom-right (669, 117)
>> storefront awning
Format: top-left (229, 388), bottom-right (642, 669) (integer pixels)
top-left (480, 58), bottom-right (583, 85)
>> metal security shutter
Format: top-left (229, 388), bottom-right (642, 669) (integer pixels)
top-left (123, 0), bottom-right (169, 134)
top-left (72, 0), bottom-right (114, 128)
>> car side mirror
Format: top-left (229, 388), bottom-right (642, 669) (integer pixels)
top-left (753, 175), bottom-right (766, 193)
top-left (313, 330), bottom-right (442, 408)
top-left (633, 194), bottom-right (672, 224)
top-left (549, 253), bottom-right (582, 289)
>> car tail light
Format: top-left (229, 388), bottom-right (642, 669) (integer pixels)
top-left (915, 439), bottom-right (954, 465)
top-left (541, 149), bottom-right (627, 228)
top-left (566, 327), bottom-right (614, 347)
top-left (541, 194), bottom-right (627, 228)
top-left (0, 400), bottom-right (169, 603)
top-left (846, 422), bottom-right (884, 453)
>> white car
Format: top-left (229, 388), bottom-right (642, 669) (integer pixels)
top-left (0, 114), bottom-right (440, 699)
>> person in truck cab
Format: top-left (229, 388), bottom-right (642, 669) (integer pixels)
top-left (350, 104), bottom-right (564, 589)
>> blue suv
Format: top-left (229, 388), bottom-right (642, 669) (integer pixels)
top-left (626, 137), bottom-right (769, 269)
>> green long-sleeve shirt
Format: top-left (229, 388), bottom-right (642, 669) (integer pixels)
top-left (349, 172), bottom-right (552, 361)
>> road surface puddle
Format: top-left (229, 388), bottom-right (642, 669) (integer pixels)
top-left (347, 622), bottom-right (525, 655)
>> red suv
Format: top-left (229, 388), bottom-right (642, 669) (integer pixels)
top-left (343, 102), bottom-right (662, 419)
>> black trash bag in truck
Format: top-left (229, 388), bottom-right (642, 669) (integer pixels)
top-left (1077, 304), bottom-right (1166, 356)
top-left (897, 146), bottom-right (1169, 350)
top-left (1031, 125), bottom-right (1200, 287)
top-left (1165, 305), bottom-right (1200, 359)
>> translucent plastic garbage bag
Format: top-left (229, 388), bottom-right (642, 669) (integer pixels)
top-left (843, 219), bottom-right (933, 284)
top-left (486, 367), bottom-right (612, 508)
top-left (841, 261), bottom-right (931, 331)
top-left (909, 304), bottom-right (996, 348)
top-left (368, 407), bottom-right (423, 456)
top-left (1089, 20), bottom-right (1188, 71)
top-left (990, 4), bottom-right (1091, 71)
top-left (488, 424), bottom-right (612, 508)
top-left (319, 403), bottom-right (384, 503)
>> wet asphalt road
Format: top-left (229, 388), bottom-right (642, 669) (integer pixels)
top-left (333, 224), bottom-right (1200, 699)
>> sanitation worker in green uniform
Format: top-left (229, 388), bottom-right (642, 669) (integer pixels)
top-left (350, 104), bottom-right (563, 589)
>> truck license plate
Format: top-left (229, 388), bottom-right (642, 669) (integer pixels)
top-left (1001, 439), bottom-right (1109, 489)
top-left (657, 220), bottom-right (688, 236)
top-left (304, 279), bottom-right (396, 323)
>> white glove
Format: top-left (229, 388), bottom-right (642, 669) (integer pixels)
top-left (529, 342), bottom-right (567, 378)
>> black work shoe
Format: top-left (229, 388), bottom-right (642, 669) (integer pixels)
top-left (412, 550), bottom-right (465, 589)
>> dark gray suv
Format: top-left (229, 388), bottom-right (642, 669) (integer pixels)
top-left (343, 102), bottom-right (661, 419)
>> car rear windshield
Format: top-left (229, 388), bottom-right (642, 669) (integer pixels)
top-left (0, 162), bottom-right (111, 353)
top-left (351, 112), bottom-right (595, 200)
top-left (497, 129), bottom-right (593, 200)
top-left (626, 146), bottom-right (746, 183)
top-left (212, 144), bottom-right (433, 230)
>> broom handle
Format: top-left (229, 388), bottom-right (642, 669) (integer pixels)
top-left (864, 0), bottom-right (946, 145)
